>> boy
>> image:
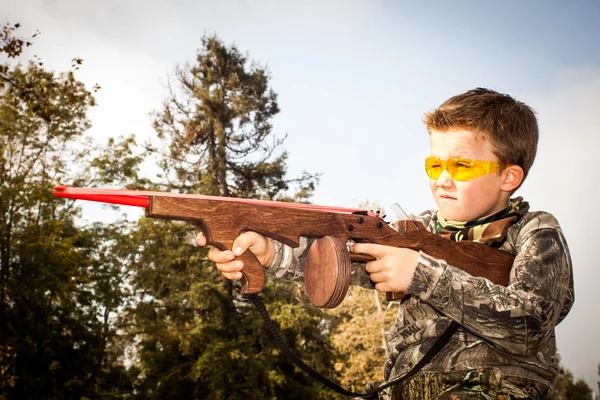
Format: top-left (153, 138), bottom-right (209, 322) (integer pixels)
top-left (196, 88), bottom-right (574, 399)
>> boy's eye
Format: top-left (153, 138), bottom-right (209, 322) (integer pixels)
top-left (425, 158), bottom-right (443, 169)
top-left (455, 160), bottom-right (474, 169)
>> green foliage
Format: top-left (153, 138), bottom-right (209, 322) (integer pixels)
top-left (118, 220), bottom-right (339, 399)
top-left (0, 345), bottom-right (16, 398)
top-left (89, 135), bottom-right (147, 188)
top-left (116, 34), bottom-right (337, 398)
top-left (552, 360), bottom-right (594, 400)
top-left (0, 23), bottom-right (35, 59)
top-left (0, 22), bottom-right (136, 398)
top-left (323, 285), bottom-right (398, 392)
top-left (1, 23), bottom-right (332, 399)
top-left (3, 221), bottom-right (119, 398)
top-left (150, 33), bottom-right (319, 199)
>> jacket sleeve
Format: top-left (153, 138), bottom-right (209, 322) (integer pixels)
top-left (404, 212), bottom-right (574, 356)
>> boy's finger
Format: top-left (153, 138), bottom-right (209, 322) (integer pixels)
top-left (196, 232), bottom-right (207, 246)
top-left (216, 260), bottom-right (244, 273)
top-left (222, 271), bottom-right (243, 280)
top-left (368, 271), bottom-right (389, 284)
top-left (364, 260), bottom-right (383, 274)
top-left (208, 247), bottom-right (235, 263)
top-left (232, 232), bottom-right (258, 256)
top-left (353, 243), bottom-right (386, 258)
top-left (374, 282), bottom-right (391, 293)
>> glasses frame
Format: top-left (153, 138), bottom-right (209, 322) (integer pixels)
top-left (425, 157), bottom-right (507, 182)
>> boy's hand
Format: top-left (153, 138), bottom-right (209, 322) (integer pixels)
top-left (196, 231), bottom-right (276, 280)
top-left (351, 243), bottom-right (420, 293)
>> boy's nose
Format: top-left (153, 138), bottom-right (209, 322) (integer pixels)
top-left (435, 169), bottom-right (454, 187)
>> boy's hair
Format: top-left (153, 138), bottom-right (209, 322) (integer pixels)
top-left (423, 88), bottom-right (538, 179)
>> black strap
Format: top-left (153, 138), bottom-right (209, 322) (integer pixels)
top-left (246, 294), bottom-right (459, 399)
top-left (371, 320), bottom-right (460, 395)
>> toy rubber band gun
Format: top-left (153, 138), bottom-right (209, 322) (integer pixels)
top-left (53, 186), bottom-right (514, 308)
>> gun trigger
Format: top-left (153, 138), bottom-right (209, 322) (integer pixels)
top-left (346, 239), bottom-right (356, 253)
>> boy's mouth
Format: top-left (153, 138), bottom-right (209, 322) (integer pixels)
top-left (439, 193), bottom-right (457, 200)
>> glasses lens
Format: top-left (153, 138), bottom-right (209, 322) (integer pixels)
top-left (450, 158), bottom-right (477, 181)
top-left (425, 157), bottom-right (443, 179)
top-left (425, 157), bottom-right (504, 181)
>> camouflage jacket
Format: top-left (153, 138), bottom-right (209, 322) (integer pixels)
top-left (266, 210), bottom-right (574, 400)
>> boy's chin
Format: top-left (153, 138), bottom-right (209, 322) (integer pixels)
top-left (438, 205), bottom-right (469, 222)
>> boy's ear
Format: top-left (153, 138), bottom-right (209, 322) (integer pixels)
top-left (501, 165), bottom-right (525, 192)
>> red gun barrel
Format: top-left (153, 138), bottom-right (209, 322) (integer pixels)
top-left (53, 185), bottom-right (150, 208)
top-left (53, 186), bottom-right (372, 214)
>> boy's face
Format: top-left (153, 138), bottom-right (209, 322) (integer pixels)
top-left (428, 129), bottom-right (510, 222)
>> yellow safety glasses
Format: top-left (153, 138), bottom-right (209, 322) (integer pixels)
top-left (425, 157), bottom-right (507, 181)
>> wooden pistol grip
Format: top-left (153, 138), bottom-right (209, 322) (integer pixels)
top-left (386, 292), bottom-right (405, 301)
top-left (234, 250), bottom-right (266, 296)
top-left (202, 237), bottom-right (266, 296)
top-left (350, 253), bottom-right (405, 301)
top-left (347, 219), bottom-right (420, 302)
top-left (146, 196), bottom-right (267, 295)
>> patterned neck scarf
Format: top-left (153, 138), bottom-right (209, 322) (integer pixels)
top-left (436, 197), bottom-right (530, 248)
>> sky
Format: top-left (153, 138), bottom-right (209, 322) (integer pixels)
top-left (4, 0), bottom-right (600, 393)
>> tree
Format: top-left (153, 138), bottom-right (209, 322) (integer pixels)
top-left (149, 34), bottom-right (318, 201)
top-left (0, 22), bottom-right (138, 398)
top-left (324, 285), bottom-right (398, 391)
top-left (552, 356), bottom-right (594, 400)
top-left (119, 34), bottom-right (336, 399)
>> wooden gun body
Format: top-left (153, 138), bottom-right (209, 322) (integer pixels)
top-left (148, 196), bottom-right (515, 303)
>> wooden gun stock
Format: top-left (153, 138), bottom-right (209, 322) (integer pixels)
top-left (53, 187), bottom-right (515, 309)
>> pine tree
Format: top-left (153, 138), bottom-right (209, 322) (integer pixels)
top-left (150, 34), bottom-right (318, 201)
top-left (121, 34), bottom-right (336, 399)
